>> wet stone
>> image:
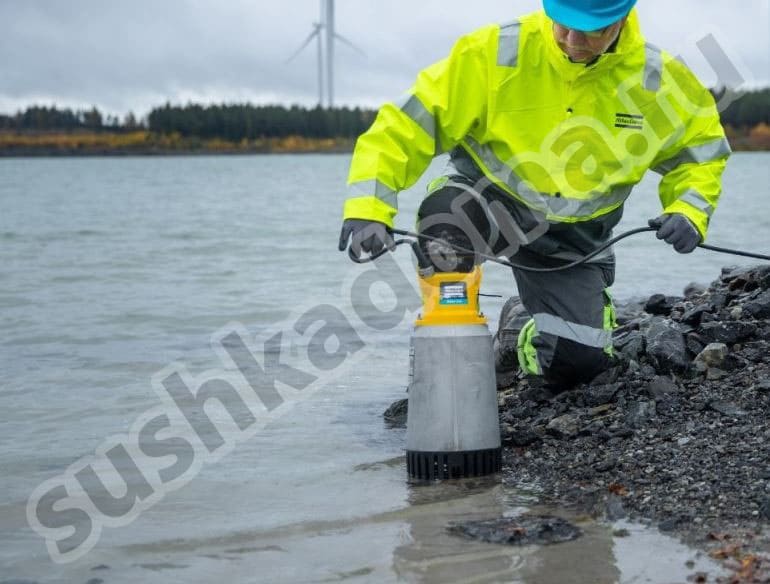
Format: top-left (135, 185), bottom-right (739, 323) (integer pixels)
top-left (626, 400), bottom-right (656, 428)
top-left (383, 398), bottom-right (408, 427)
top-left (681, 305), bottom-right (710, 326)
top-left (614, 330), bottom-right (645, 360)
top-left (760, 498), bottom-right (770, 520)
top-left (448, 515), bottom-right (582, 546)
top-left (685, 333), bottom-right (707, 356)
top-left (708, 400), bottom-right (747, 417)
top-left (546, 414), bottom-right (580, 439)
top-left (699, 321), bottom-right (757, 344)
top-left (645, 322), bottom-right (689, 374)
top-left (646, 376), bottom-right (679, 399)
top-left (706, 368), bottom-right (729, 381)
top-left (743, 290), bottom-right (770, 319)
top-left (584, 383), bottom-right (623, 407)
top-left (645, 294), bottom-right (682, 316)
top-left (693, 343), bottom-right (729, 372)
top-left (504, 426), bottom-right (541, 447)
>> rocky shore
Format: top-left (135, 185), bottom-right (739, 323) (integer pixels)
top-left (498, 264), bottom-right (770, 582)
top-left (385, 264), bottom-right (770, 582)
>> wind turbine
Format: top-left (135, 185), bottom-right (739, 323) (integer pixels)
top-left (286, 0), bottom-right (365, 108)
top-left (286, 21), bottom-right (325, 106)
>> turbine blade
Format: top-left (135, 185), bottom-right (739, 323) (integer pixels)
top-left (286, 27), bottom-right (320, 63)
top-left (334, 32), bottom-right (366, 57)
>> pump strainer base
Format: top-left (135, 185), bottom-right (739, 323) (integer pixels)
top-left (406, 447), bottom-right (502, 480)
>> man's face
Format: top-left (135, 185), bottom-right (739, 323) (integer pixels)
top-left (552, 17), bottom-right (626, 63)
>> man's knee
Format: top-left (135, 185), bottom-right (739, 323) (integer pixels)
top-left (543, 338), bottom-right (611, 387)
top-left (416, 180), bottom-right (491, 273)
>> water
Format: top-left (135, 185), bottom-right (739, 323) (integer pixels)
top-left (1, 153), bottom-right (767, 583)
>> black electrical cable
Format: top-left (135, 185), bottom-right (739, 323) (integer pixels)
top-left (348, 226), bottom-right (770, 272)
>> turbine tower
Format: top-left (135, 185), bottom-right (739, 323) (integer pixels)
top-left (325, 0), bottom-right (335, 107)
top-left (286, 0), bottom-right (364, 108)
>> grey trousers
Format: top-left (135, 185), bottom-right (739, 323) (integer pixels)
top-left (417, 176), bottom-right (616, 386)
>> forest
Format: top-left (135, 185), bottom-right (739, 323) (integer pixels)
top-left (0, 88), bottom-right (768, 154)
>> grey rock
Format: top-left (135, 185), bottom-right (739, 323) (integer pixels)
top-left (449, 515), bottom-right (582, 546)
top-left (626, 400), bottom-right (656, 428)
top-left (383, 398), bottom-right (408, 427)
top-left (683, 282), bottom-right (706, 297)
top-left (743, 290), bottom-right (770, 319)
top-left (641, 364), bottom-right (657, 378)
top-left (646, 376), bottom-right (679, 399)
top-left (681, 305), bottom-right (710, 326)
top-left (547, 414), bottom-right (581, 439)
top-left (505, 426), bottom-right (542, 447)
top-left (760, 498), bottom-right (770, 520)
top-left (708, 401), bottom-right (747, 417)
top-left (645, 294), bottom-right (682, 316)
top-left (706, 368), bottom-right (729, 381)
top-left (709, 293), bottom-right (728, 311)
top-left (753, 380), bottom-right (770, 394)
top-left (693, 343), bottom-right (729, 372)
top-left (584, 383), bottom-right (623, 407)
top-left (699, 321), bottom-right (757, 344)
top-left (594, 457), bottom-right (618, 472)
top-left (614, 331), bottom-right (645, 361)
top-left (590, 365), bottom-right (625, 385)
top-left (685, 333), bottom-right (707, 356)
top-left (615, 300), bottom-right (646, 325)
top-left (645, 321), bottom-right (689, 374)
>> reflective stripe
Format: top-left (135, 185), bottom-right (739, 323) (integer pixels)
top-left (643, 43), bottom-right (663, 92)
top-left (497, 22), bottom-right (521, 68)
top-left (394, 93), bottom-right (436, 140)
top-left (347, 180), bottom-right (398, 209)
top-left (679, 189), bottom-right (715, 217)
top-left (652, 137), bottom-right (732, 175)
top-left (533, 313), bottom-right (612, 348)
top-left (463, 137), bottom-right (634, 220)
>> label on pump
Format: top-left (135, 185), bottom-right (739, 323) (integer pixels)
top-left (439, 282), bottom-right (468, 305)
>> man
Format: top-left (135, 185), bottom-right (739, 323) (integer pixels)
top-left (338, 0), bottom-right (730, 388)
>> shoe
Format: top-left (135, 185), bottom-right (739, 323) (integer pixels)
top-left (493, 296), bottom-right (530, 389)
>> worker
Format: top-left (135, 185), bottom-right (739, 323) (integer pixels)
top-left (338, 0), bottom-right (730, 389)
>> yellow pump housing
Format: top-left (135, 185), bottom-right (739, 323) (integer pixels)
top-left (416, 267), bottom-right (487, 327)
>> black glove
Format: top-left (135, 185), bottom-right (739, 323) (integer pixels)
top-left (338, 219), bottom-right (395, 258)
top-left (649, 214), bottom-right (701, 254)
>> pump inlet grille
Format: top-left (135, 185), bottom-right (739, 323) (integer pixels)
top-left (406, 448), bottom-right (501, 480)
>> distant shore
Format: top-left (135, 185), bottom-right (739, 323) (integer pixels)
top-left (0, 126), bottom-right (768, 156)
top-left (0, 131), bottom-right (356, 156)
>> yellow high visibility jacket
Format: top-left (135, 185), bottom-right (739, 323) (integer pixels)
top-left (343, 9), bottom-right (730, 252)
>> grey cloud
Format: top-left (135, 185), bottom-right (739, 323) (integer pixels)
top-left (0, 0), bottom-right (766, 116)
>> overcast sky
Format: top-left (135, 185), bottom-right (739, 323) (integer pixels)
top-left (1, 0), bottom-right (768, 118)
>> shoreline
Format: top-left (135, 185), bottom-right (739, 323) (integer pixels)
top-left (386, 264), bottom-right (770, 582)
top-left (0, 131), bottom-right (356, 157)
top-left (0, 129), bottom-right (768, 157)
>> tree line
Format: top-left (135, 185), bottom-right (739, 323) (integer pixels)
top-left (0, 89), bottom-right (768, 139)
top-left (0, 103), bottom-right (376, 140)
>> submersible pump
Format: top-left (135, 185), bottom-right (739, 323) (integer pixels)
top-left (405, 266), bottom-right (502, 480)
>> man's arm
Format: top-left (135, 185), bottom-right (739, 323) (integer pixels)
top-left (343, 27), bottom-right (494, 228)
top-left (650, 57), bottom-right (732, 243)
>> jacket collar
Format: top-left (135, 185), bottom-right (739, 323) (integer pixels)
top-left (539, 8), bottom-right (645, 78)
